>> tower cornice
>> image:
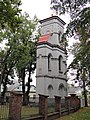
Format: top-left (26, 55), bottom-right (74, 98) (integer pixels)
top-left (37, 41), bottom-right (67, 54)
top-left (39, 16), bottom-right (66, 25)
top-left (36, 75), bottom-right (68, 82)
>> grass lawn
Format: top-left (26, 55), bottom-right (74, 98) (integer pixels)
top-left (0, 105), bottom-right (39, 119)
top-left (0, 105), bottom-right (54, 118)
top-left (56, 107), bottom-right (90, 120)
top-left (21, 106), bottom-right (55, 117)
top-left (1, 105), bottom-right (90, 120)
top-left (21, 106), bottom-right (39, 117)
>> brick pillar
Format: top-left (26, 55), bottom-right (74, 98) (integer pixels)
top-left (65, 96), bottom-right (71, 114)
top-left (75, 96), bottom-right (78, 110)
top-left (70, 94), bottom-right (76, 110)
top-left (9, 92), bottom-right (22, 120)
top-left (76, 97), bottom-right (81, 109)
top-left (39, 94), bottom-right (48, 120)
top-left (78, 98), bottom-right (81, 108)
top-left (55, 96), bottom-right (61, 117)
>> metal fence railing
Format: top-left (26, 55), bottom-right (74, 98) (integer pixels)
top-left (0, 95), bottom-right (81, 120)
top-left (48, 98), bottom-right (55, 113)
top-left (0, 96), bottom-right (9, 120)
top-left (61, 99), bottom-right (68, 111)
top-left (21, 97), bottom-right (39, 119)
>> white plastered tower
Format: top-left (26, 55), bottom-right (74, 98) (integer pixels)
top-left (36, 16), bottom-right (67, 98)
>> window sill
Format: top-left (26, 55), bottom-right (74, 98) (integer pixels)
top-left (59, 71), bottom-right (63, 74)
top-left (48, 69), bottom-right (52, 72)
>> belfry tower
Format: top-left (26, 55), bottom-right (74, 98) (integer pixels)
top-left (36, 16), bottom-right (67, 98)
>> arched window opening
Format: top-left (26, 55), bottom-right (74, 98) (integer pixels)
top-left (48, 53), bottom-right (52, 71)
top-left (48, 84), bottom-right (53, 98)
top-left (59, 55), bottom-right (62, 72)
top-left (48, 84), bottom-right (53, 90)
top-left (58, 83), bottom-right (65, 98)
top-left (58, 83), bottom-right (65, 90)
top-left (58, 31), bottom-right (61, 43)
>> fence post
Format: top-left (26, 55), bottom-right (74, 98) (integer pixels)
top-left (65, 96), bottom-right (71, 114)
top-left (9, 92), bottom-right (22, 120)
top-left (70, 94), bottom-right (76, 111)
top-left (55, 96), bottom-right (61, 117)
top-left (76, 96), bottom-right (80, 110)
top-left (39, 94), bottom-right (48, 120)
top-left (77, 97), bottom-right (81, 109)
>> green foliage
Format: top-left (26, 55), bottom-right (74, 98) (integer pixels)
top-left (51, 0), bottom-right (90, 107)
top-left (51, 0), bottom-right (90, 17)
top-left (51, 0), bottom-right (90, 78)
top-left (0, 0), bottom-right (22, 30)
top-left (66, 7), bottom-right (90, 40)
top-left (0, 12), bottom-right (39, 97)
top-left (51, 0), bottom-right (90, 41)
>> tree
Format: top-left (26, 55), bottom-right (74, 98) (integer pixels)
top-left (0, 0), bottom-right (22, 31)
top-left (51, 0), bottom-right (90, 106)
top-left (51, 0), bottom-right (90, 16)
top-left (0, 0), bottom-right (22, 96)
top-left (68, 44), bottom-right (89, 107)
top-left (0, 13), bottom-right (40, 104)
top-left (15, 13), bottom-right (39, 105)
top-left (51, 0), bottom-right (90, 39)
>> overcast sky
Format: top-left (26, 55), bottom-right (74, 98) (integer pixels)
top-left (21, 0), bottom-right (51, 19)
top-left (21, 0), bottom-right (70, 23)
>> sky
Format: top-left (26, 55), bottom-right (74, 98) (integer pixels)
top-left (21, 0), bottom-right (70, 23)
top-left (21, 0), bottom-right (51, 20)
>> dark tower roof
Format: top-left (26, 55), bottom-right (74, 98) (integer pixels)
top-left (39, 16), bottom-right (66, 25)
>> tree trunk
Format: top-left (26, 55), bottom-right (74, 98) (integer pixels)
top-left (83, 79), bottom-right (88, 107)
top-left (1, 73), bottom-right (8, 104)
top-left (1, 63), bottom-right (8, 104)
top-left (21, 68), bottom-right (26, 105)
top-left (82, 68), bottom-right (88, 107)
top-left (25, 64), bottom-right (32, 105)
top-left (23, 93), bottom-right (29, 105)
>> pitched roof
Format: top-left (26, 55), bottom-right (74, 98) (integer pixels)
top-left (38, 34), bottom-right (51, 43)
